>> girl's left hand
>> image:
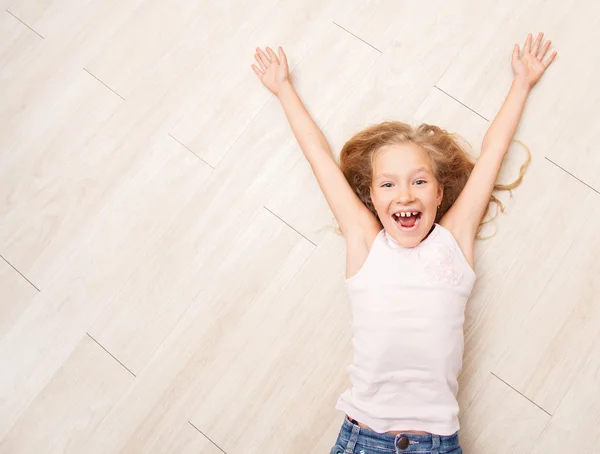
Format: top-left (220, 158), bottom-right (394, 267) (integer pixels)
top-left (512, 32), bottom-right (557, 90)
top-left (252, 46), bottom-right (290, 97)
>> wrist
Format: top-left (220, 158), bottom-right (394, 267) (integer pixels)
top-left (513, 77), bottom-right (532, 93)
top-left (277, 80), bottom-right (294, 98)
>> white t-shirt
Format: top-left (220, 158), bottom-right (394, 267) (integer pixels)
top-left (335, 223), bottom-right (476, 435)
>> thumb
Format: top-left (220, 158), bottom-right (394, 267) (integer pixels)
top-left (278, 47), bottom-right (287, 65)
top-left (513, 44), bottom-right (520, 59)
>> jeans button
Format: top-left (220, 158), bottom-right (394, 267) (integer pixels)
top-left (397, 435), bottom-right (410, 450)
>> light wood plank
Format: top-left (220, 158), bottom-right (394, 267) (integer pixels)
top-left (85, 0), bottom-right (222, 99)
top-left (437, 0), bottom-right (600, 190)
top-left (0, 10), bottom-right (43, 81)
top-left (0, 0), bottom-right (148, 164)
top-left (0, 133), bottom-right (212, 438)
top-left (546, 106), bottom-right (600, 192)
top-left (460, 373), bottom-right (550, 453)
top-left (333, 0), bottom-right (493, 54)
top-left (493, 195), bottom-right (600, 413)
top-left (458, 161), bottom-right (592, 411)
top-left (169, 0), bottom-right (343, 167)
top-left (152, 422), bottom-right (225, 454)
top-left (437, 0), bottom-right (557, 122)
top-left (6, 0), bottom-right (143, 40)
top-left (85, 208), bottom-right (314, 452)
top-left (0, 9), bottom-right (44, 162)
top-left (322, 0), bottom-right (494, 160)
top-left (0, 257), bottom-right (38, 341)
top-left (530, 331), bottom-right (600, 453)
top-left (536, 0), bottom-right (600, 189)
top-left (0, 69), bottom-right (122, 286)
top-left (0, 334), bottom-right (133, 453)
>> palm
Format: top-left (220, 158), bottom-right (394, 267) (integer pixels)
top-left (261, 61), bottom-right (287, 92)
top-left (512, 32), bottom-right (557, 89)
top-left (251, 46), bottom-right (290, 96)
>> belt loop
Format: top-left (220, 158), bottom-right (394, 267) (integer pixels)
top-left (345, 422), bottom-right (360, 454)
top-left (431, 433), bottom-right (441, 454)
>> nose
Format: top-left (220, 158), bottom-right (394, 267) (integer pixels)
top-left (394, 185), bottom-right (415, 205)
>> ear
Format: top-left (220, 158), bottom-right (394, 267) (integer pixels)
top-left (437, 183), bottom-right (444, 205)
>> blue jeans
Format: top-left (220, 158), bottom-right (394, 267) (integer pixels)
top-left (330, 416), bottom-right (463, 454)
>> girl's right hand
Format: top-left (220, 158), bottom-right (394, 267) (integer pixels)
top-left (251, 46), bottom-right (290, 97)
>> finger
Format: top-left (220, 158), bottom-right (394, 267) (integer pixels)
top-left (254, 53), bottom-right (266, 71)
top-left (524, 33), bottom-right (532, 53)
top-left (533, 32), bottom-right (543, 56)
top-left (251, 64), bottom-right (263, 78)
top-left (278, 46), bottom-right (288, 65)
top-left (538, 40), bottom-right (551, 60)
top-left (543, 50), bottom-right (557, 69)
top-left (256, 47), bottom-right (271, 68)
top-left (266, 46), bottom-right (279, 65)
top-left (513, 43), bottom-right (520, 60)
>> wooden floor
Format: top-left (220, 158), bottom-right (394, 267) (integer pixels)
top-left (1, 0), bottom-right (598, 452)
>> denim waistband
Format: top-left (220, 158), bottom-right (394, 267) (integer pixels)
top-left (339, 416), bottom-right (461, 453)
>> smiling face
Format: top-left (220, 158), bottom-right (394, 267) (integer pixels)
top-left (369, 142), bottom-right (443, 248)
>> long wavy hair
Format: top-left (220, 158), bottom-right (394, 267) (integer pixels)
top-left (328, 121), bottom-right (531, 240)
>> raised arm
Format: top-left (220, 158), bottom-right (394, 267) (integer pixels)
top-left (252, 46), bottom-right (375, 237)
top-left (442, 33), bottom-right (557, 248)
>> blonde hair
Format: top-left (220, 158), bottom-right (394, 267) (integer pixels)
top-left (324, 121), bottom-right (531, 240)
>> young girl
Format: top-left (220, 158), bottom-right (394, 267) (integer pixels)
top-left (252, 32), bottom-right (556, 454)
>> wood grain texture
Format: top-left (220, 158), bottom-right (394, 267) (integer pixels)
top-left (1, 0), bottom-right (598, 452)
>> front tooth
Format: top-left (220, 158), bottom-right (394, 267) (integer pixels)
top-left (400, 212), bottom-right (407, 217)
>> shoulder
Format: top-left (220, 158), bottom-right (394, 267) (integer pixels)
top-left (343, 217), bottom-right (383, 280)
top-left (344, 205), bottom-right (382, 254)
top-left (438, 216), bottom-right (475, 271)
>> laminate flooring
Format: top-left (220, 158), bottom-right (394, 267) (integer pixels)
top-left (1, 0), bottom-right (599, 452)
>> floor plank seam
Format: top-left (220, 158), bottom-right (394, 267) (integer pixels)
top-left (86, 333), bottom-right (136, 377)
top-left (0, 254), bottom-right (40, 291)
top-left (332, 21), bottom-right (382, 54)
top-left (262, 206), bottom-right (317, 246)
top-left (82, 68), bottom-right (126, 100)
top-left (490, 372), bottom-right (552, 417)
top-left (168, 133), bottom-right (214, 168)
top-left (434, 85), bottom-right (489, 122)
top-left (5, 9), bottom-right (44, 39)
top-left (188, 420), bottom-right (227, 453)
top-left (544, 157), bottom-right (599, 194)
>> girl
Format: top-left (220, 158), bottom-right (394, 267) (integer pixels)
top-left (252, 32), bottom-right (556, 454)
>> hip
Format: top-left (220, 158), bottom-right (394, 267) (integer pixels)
top-left (330, 415), bottom-right (462, 454)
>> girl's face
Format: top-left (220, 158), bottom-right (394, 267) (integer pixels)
top-left (369, 143), bottom-right (443, 248)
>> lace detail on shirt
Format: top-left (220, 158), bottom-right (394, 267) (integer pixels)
top-left (420, 242), bottom-right (464, 286)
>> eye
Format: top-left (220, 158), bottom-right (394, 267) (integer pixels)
top-left (381, 183), bottom-right (393, 188)
top-left (415, 180), bottom-right (426, 185)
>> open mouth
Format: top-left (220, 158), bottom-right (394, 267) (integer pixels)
top-left (392, 211), bottom-right (422, 230)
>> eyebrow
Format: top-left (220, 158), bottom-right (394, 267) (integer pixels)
top-left (376, 167), bottom-right (430, 179)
